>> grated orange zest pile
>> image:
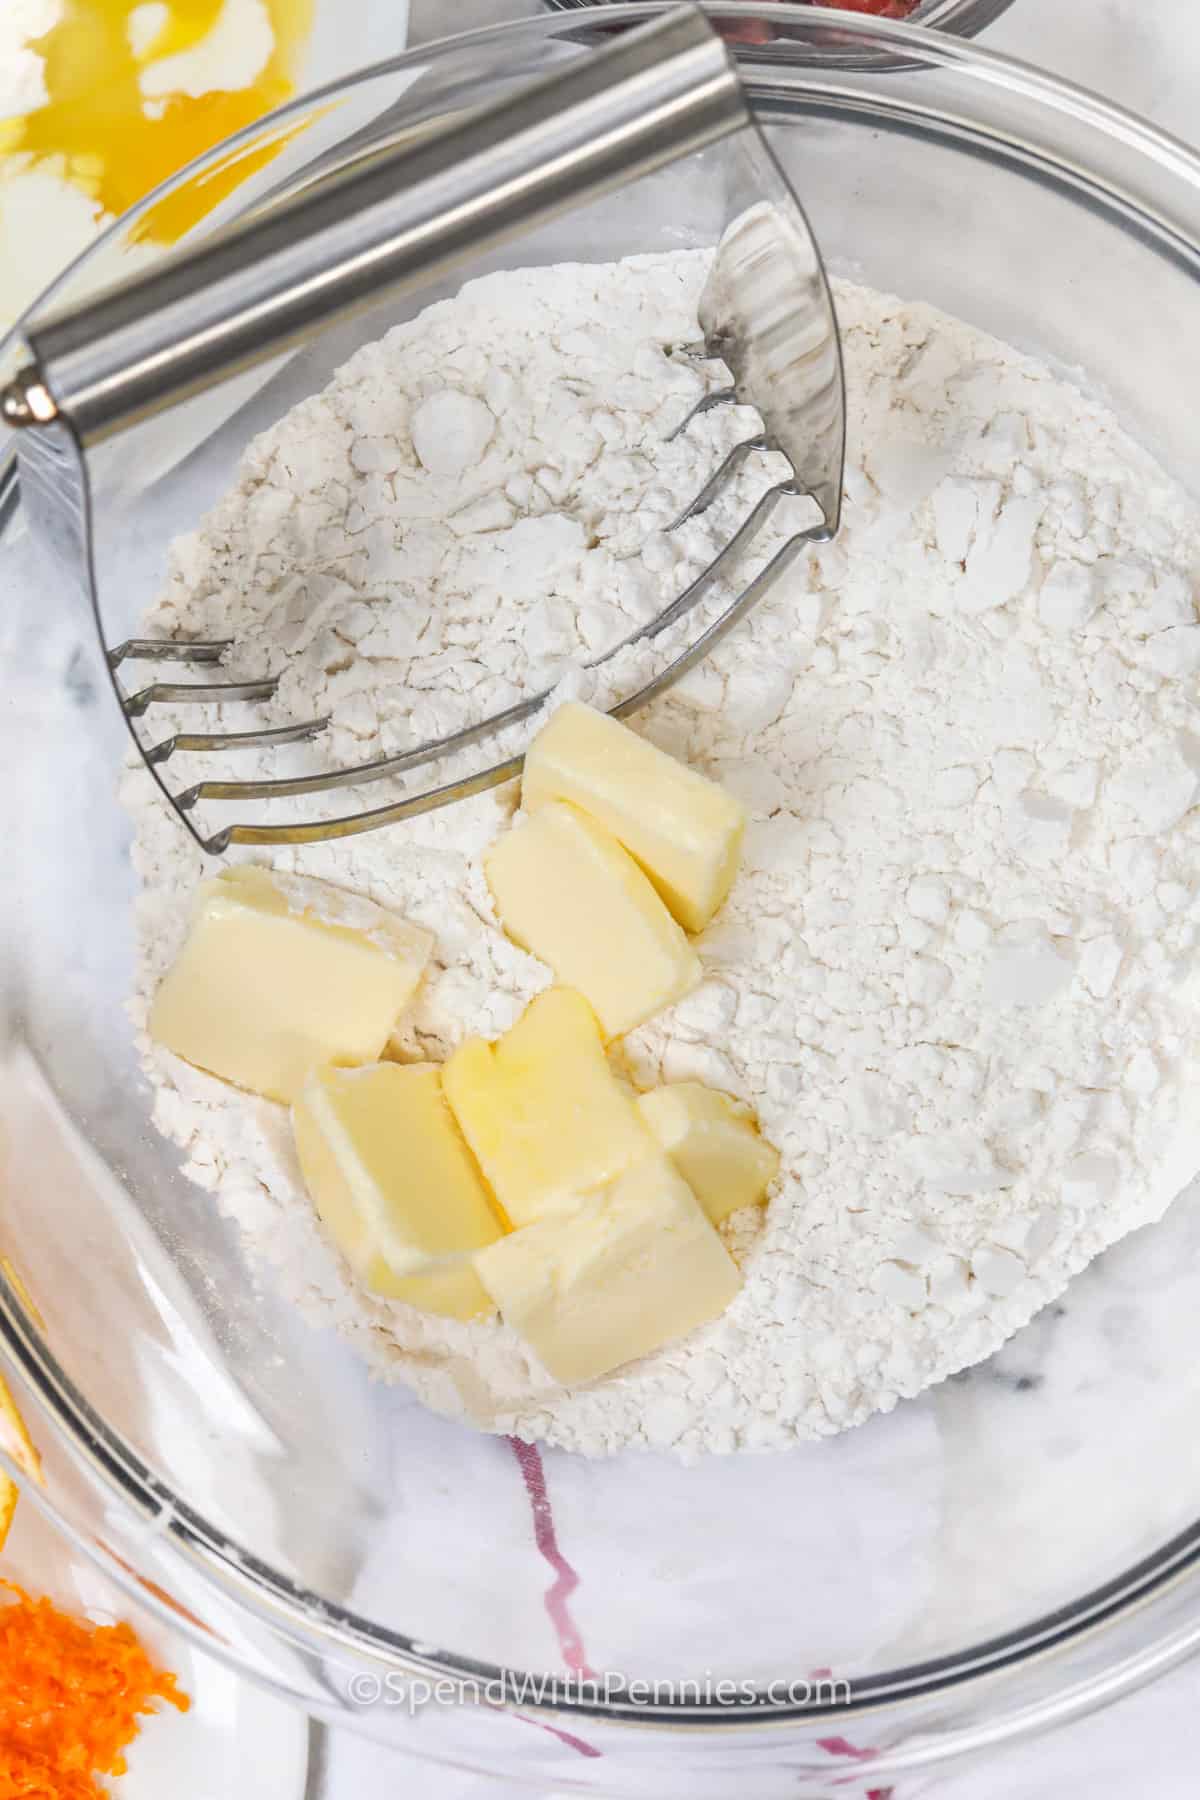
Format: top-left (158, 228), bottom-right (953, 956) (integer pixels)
top-left (0, 1579), bottom-right (189, 1797)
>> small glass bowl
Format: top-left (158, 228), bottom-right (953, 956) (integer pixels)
top-left (541, 0), bottom-right (1016, 35)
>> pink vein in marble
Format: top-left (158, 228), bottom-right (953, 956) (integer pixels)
top-left (509, 1437), bottom-right (602, 1759)
top-left (817, 1734), bottom-right (879, 1760)
top-left (508, 1437), bottom-right (595, 1677)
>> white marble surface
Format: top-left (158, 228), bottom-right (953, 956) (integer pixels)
top-left (315, 1), bottom-right (1200, 1795)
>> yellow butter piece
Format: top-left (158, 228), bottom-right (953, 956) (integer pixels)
top-left (485, 802), bottom-right (701, 1039)
top-left (150, 865), bottom-right (433, 1103)
top-left (292, 1062), bottom-right (503, 1321)
top-left (523, 702), bottom-right (747, 932)
top-left (475, 1156), bottom-right (741, 1386)
top-left (637, 1082), bottom-right (780, 1225)
top-left (442, 988), bottom-right (655, 1227)
top-left (381, 1260), bottom-right (499, 1322)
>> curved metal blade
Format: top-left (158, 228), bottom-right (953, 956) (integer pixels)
top-left (697, 186), bottom-right (845, 537)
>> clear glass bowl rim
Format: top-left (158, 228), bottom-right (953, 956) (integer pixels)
top-left (5, 0), bottom-right (1200, 1745)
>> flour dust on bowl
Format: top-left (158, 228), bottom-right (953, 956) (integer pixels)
top-left (5, 8), bottom-right (1200, 1794)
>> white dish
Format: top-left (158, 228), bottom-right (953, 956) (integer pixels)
top-left (3, 1494), bottom-right (309, 1800)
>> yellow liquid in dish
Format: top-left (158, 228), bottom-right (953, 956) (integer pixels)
top-left (1, 0), bottom-right (313, 242)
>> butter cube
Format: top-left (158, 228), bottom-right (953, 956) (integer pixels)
top-left (150, 865), bottom-right (432, 1102)
top-left (292, 1062), bottom-right (503, 1320)
top-left (442, 988), bottom-right (655, 1227)
top-left (637, 1082), bottom-right (780, 1225)
top-left (475, 1156), bottom-right (741, 1385)
top-left (381, 1261), bottom-right (497, 1322)
top-left (523, 702), bottom-right (747, 931)
top-left (485, 802), bottom-right (700, 1039)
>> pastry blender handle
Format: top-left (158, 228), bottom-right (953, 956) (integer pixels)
top-left (0, 6), bottom-right (746, 446)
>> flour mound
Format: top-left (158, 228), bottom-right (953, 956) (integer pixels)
top-left (126, 252), bottom-right (1200, 1458)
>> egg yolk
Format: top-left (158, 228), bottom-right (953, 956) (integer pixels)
top-left (1, 0), bottom-right (313, 243)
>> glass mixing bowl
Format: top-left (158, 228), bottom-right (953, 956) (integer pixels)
top-left (4, 7), bottom-right (1200, 1793)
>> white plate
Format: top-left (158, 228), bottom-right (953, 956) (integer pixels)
top-left (3, 1495), bottom-right (309, 1800)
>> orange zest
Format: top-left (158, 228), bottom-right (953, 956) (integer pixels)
top-left (0, 1481), bottom-right (15, 1561)
top-left (0, 1580), bottom-right (189, 1797)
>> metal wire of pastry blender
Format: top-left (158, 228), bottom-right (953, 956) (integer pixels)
top-left (0, 5), bottom-right (844, 853)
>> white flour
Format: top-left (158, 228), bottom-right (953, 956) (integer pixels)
top-left (125, 250), bottom-right (1200, 1458)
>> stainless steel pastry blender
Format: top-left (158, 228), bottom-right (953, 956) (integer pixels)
top-left (1, 5), bottom-right (844, 851)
